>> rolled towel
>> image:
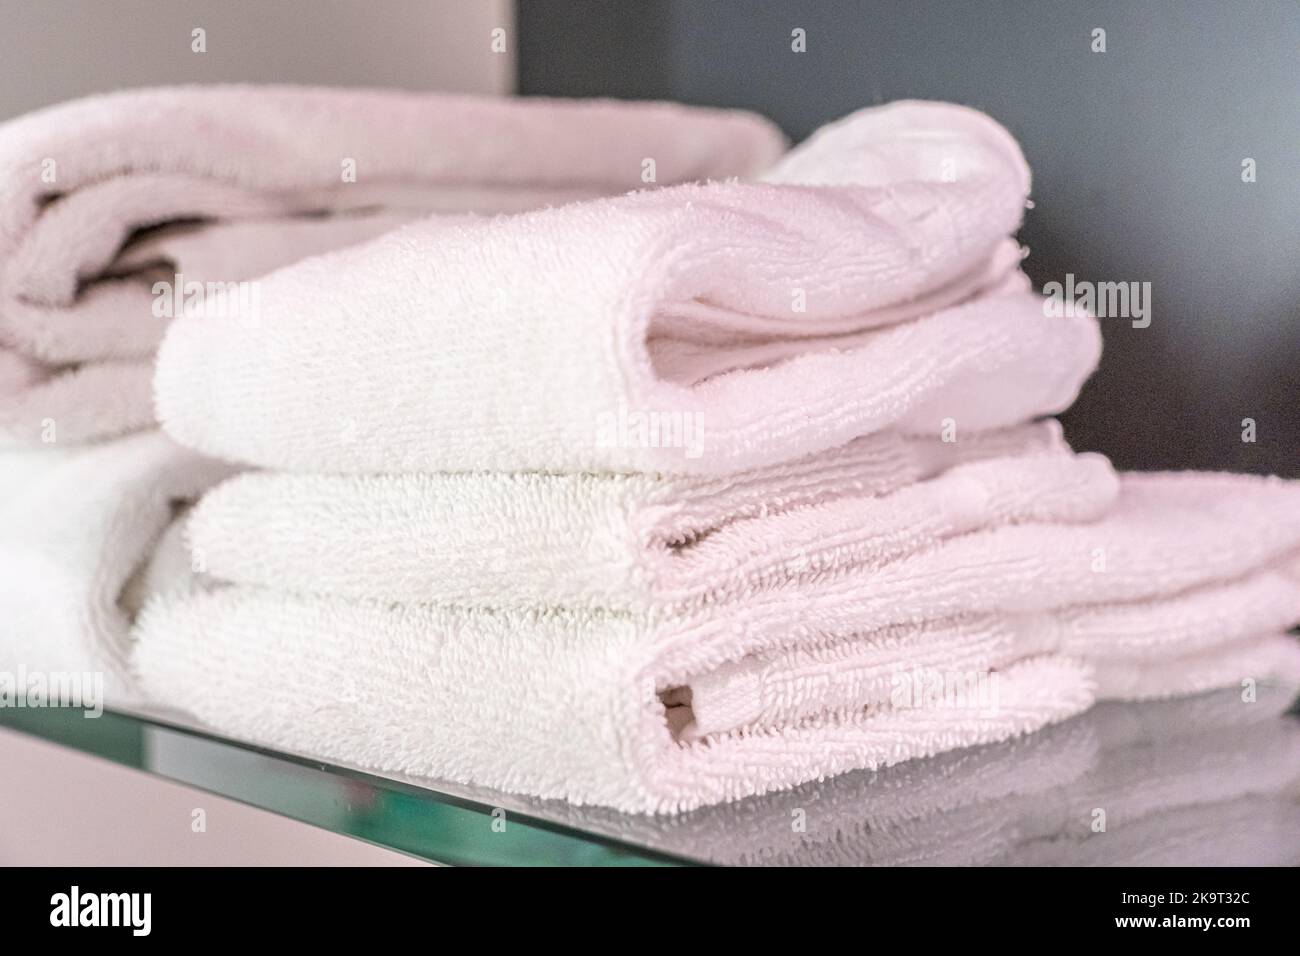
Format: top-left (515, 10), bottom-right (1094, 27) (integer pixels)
top-left (0, 86), bottom-right (785, 444)
top-left (0, 432), bottom-right (232, 695)
top-left (131, 470), bottom-right (1300, 811)
top-left (154, 100), bottom-right (1101, 475)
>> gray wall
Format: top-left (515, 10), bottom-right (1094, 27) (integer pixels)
top-left (521, 1), bottom-right (1300, 475)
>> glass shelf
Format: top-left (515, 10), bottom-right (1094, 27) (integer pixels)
top-left (3, 686), bottom-right (1298, 866)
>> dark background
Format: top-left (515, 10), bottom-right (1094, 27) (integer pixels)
top-left (520, 0), bottom-right (1299, 476)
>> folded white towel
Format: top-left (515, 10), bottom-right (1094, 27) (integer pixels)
top-left (0, 86), bottom-right (784, 444)
top-left (684, 618), bottom-right (1300, 740)
top-left (0, 432), bottom-right (231, 694)
top-left (154, 100), bottom-right (1100, 475)
top-left (132, 595), bottom-right (1094, 814)
top-left (183, 421), bottom-right (1084, 608)
top-left (131, 469), bottom-right (1300, 811)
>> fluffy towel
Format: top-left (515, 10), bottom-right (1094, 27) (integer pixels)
top-left (0, 86), bottom-right (784, 444)
top-left (133, 466), bottom-right (1300, 812)
top-left (154, 101), bottom-right (1101, 475)
top-left (0, 432), bottom-right (229, 694)
top-left (127, 95), bottom-right (1299, 814)
top-left (0, 346), bottom-right (44, 394)
top-left (0, 212), bottom-right (412, 444)
top-left (183, 420), bottom-right (1083, 608)
top-left (133, 603), bottom-right (1094, 813)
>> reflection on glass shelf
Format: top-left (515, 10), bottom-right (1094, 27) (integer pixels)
top-left (534, 686), bottom-right (1300, 866)
top-left (3, 686), bottom-right (1297, 866)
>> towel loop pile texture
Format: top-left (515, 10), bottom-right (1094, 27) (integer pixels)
top-left (2, 87), bottom-right (1295, 815)
top-left (153, 101), bottom-right (1098, 475)
top-left (0, 86), bottom-right (785, 445)
top-left (129, 97), bottom-right (1300, 812)
top-left (0, 86), bottom-right (782, 698)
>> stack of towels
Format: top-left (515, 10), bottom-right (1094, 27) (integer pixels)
top-left (0, 86), bottom-right (778, 696)
top-left (2, 88), bottom-right (1298, 814)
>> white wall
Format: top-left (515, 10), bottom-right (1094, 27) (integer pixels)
top-left (0, 0), bottom-right (514, 120)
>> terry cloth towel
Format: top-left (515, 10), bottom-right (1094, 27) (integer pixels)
top-left (670, 472), bottom-right (1300, 738)
top-left (0, 86), bottom-right (785, 445)
top-left (0, 213), bottom-right (413, 445)
top-left (132, 469), bottom-right (1300, 812)
top-left (183, 420), bottom-right (1087, 608)
top-left (0, 346), bottom-right (44, 395)
top-left (0, 432), bottom-right (230, 696)
top-left (154, 100), bottom-right (1102, 475)
top-left (132, 604), bottom-right (1094, 814)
